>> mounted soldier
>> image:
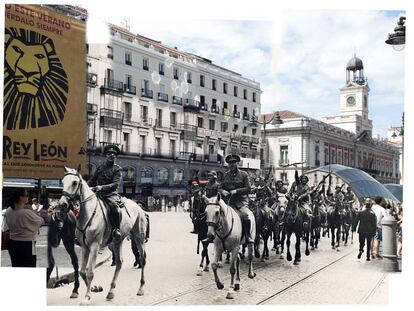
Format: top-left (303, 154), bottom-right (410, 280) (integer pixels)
top-left (218, 154), bottom-right (254, 243)
top-left (87, 144), bottom-right (123, 240)
top-left (289, 170), bottom-right (313, 218)
top-left (189, 181), bottom-right (202, 234)
top-left (343, 186), bottom-right (357, 210)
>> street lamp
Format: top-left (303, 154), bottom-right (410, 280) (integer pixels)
top-left (385, 16), bottom-right (406, 51)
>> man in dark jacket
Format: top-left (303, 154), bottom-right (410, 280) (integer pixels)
top-left (353, 198), bottom-right (377, 261)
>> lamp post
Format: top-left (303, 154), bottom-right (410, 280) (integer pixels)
top-left (250, 111), bottom-right (283, 177)
top-left (385, 16), bottom-right (406, 51)
top-left (391, 112), bottom-right (404, 184)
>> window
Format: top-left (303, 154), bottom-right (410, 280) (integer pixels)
top-left (140, 135), bottom-right (146, 154)
top-left (208, 145), bottom-right (214, 154)
top-left (184, 142), bottom-right (189, 153)
top-left (122, 102), bottom-right (132, 121)
top-left (173, 169), bottom-right (184, 184)
top-left (125, 52), bottom-right (132, 65)
top-left (242, 126), bottom-right (247, 134)
top-left (143, 58), bottom-right (149, 70)
top-left (212, 79), bottom-right (217, 91)
top-left (315, 145), bottom-right (320, 166)
top-left (103, 129), bottom-right (112, 143)
top-left (243, 89), bottom-right (247, 100)
top-left (159, 63), bottom-right (165, 75)
top-left (155, 137), bottom-right (162, 155)
top-left (122, 133), bottom-right (129, 152)
top-left (170, 111), bottom-right (177, 127)
top-left (197, 117), bottom-right (204, 128)
top-left (200, 75), bottom-right (205, 87)
top-left (234, 86), bottom-right (238, 97)
top-left (253, 92), bottom-right (256, 102)
top-left (209, 120), bottom-right (215, 130)
top-left (252, 128), bottom-right (257, 136)
top-left (324, 147), bottom-right (329, 164)
top-left (280, 172), bottom-right (287, 182)
top-left (173, 67), bottom-right (179, 80)
top-left (156, 108), bottom-right (163, 127)
top-left (170, 140), bottom-right (176, 158)
top-left (106, 68), bottom-right (114, 80)
top-left (125, 74), bottom-right (132, 88)
top-left (223, 82), bottom-right (228, 94)
top-left (141, 79), bottom-right (150, 90)
top-left (140, 167), bottom-right (153, 183)
top-left (187, 72), bottom-right (192, 83)
top-left (158, 168), bottom-right (169, 185)
top-left (233, 124), bottom-right (238, 132)
top-left (280, 145), bottom-right (288, 165)
top-left (141, 105), bottom-right (148, 122)
top-left (221, 122), bottom-right (228, 132)
top-left (107, 46), bottom-right (113, 59)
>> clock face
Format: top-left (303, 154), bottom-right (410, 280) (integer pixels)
top-left (347, 96), bottom-right (355, 105)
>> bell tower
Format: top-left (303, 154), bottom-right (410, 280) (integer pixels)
top-left (323, 54), bottom-right (373, 135)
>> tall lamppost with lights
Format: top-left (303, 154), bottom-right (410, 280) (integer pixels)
top-left (392, 112), bottom-right (404, 184)
top-left (250, 111), bottom-right (284, 179)
top-left (385, 16), bottom-right (406, 51)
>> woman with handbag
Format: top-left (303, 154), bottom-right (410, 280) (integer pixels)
top-left (4, 188), bottom-right (44, 267)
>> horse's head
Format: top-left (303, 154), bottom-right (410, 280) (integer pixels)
top-left (59, 166), bottom-right (84, 213)
top-left (285, 194), bottom-right (299, 225)
top-left (203, 193), bottom-right (225, 241)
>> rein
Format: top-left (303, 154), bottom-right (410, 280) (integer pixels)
top-left (206, 201), bottom-right (234, 251)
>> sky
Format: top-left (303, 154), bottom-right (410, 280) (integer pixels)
top-left (85, 6), bottom-right (405, 138)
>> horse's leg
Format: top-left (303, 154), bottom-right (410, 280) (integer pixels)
top-left (136, 239), bottom-right (146, 296)
top-left (46, 244), bottom-right (55, 286)
top-left (79, 247), bottom-right (89, 287)
top-left (234, 253), bottom-right (241, 291)
top-left (106, 240), bottom-right (123, 300)
top-left (254, 235), bottom-right (261, 259)
top-left (247, 242), bottom-right (256, 279)
top-left (197, 241), bottom-right (205, 276)
top-left (280, 227), bottom-right (286, 259)
top-left (305, 227), bottom-right (310, 256)
top-left (264, 234), bottom-right (270, 259)
top-left (336, 227), bottom-right (341, 251)
top-left (294, 232), bottom-right (301, 265)
top-left (63, 238), bottom-right (80, 298)
top-left (226, 250), bottom-right (239, 299)
top-left (286, 231), bottom-right (292, 261)
top-left (212, 250), bottom-right (224, 290)
top-left (225, 251), bottom-right (230, 264)
top-left (204, 242), bottom-right (210, 271)
top-left (330, 226), bottom-right (335, 249)
top-left (80, 243), bottom-right (99, 306)
top-left (240, 244), bottom-right (246, 260)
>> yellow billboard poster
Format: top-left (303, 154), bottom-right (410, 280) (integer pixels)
top-left (3, 4), bottom-right (86, 178)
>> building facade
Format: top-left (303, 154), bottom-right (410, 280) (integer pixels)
top-left (260, 56), bottom-right (400, 187)
top-left (86, 24), bottom-right (262, 206)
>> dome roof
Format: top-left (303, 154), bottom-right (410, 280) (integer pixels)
top-left (346, 55), bottom-right (364, 71)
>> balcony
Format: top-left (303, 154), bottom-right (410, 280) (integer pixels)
top-left (143, 65), bottom-right (149, 71)
top-left (125, 60), bottom-right (132, 66)
top-left (210, 105), bottom-right (219, 114)
top-left (187, 78), bottom-right (192, 84)
top-left (233, 111), bottom-right (241, 118)
top-left (243, 113), bottom-right (250, 120)
top-left (100, 108), bottom-right (123, 119)
top-left (158, 92), bottom-right (169, 103)
top-left (87, 73), bottom-right (97, 86)
top-left (200, 102), bottom-right (208, 111)
top-left (174, 74), bottom-right (179, 80)
top-left (172, 96), bottom-right (183, 106)
top-left (240, 135), bottom-right (250, 142)
top-left (251, 136), bottom-right (260, 144)
top-left (103, 78), bottom-right (123, 92)
top-left (315, 160), bottom-right (321, 167)
top-left (141, 88), bottom-right (153, 99)
top-left (183, 99), bottom-right (200, 112)
top-left (222, 108), bottom-right (230, 116)
top-left (87, 103), bottom-right (98, 115)
top-left (123, 84), bottom-right (136, 95)
top-left (180, 123), bottom-right (197, 140)
top-left (159, 70), bottom-right (165, 76)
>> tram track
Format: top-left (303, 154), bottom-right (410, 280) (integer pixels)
top-left (151, 245), bottom-right (357, 306)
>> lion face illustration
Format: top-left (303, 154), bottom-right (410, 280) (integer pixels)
top-left (4, 28), bottom-right (69, 130)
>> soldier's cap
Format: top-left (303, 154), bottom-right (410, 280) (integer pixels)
top-left (225, 154), bottom-right (240, 163)
top-left (299, 175), bottom-right (309, 182)
top-left (103, 144), bottom-right (120, 155)
top-left (207, 171), bottom-right (217, 178)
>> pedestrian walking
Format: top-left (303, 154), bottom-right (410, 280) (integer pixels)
top-left (353, 198), bottom-right (377, 261)
top-left (370, 196), bottom-right (385, 259)
top-left (4, 188), bottom-right (44, 267)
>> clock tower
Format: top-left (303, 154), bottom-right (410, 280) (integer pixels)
top-left (323, 54), bottom-right (373, 135)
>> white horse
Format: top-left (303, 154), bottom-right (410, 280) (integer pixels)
top-left (58, 167), bottom-right (147, 305)
top-left (203, 193), bottom-right (256, 299)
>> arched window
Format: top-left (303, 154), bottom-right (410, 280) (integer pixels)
top-left (140, 167), bottom-right (153, 184)
top-left (158, 168), bottom-right (169, 185)
top-left (122, 166), bottom-right (136, 182)
top-left (173, 169), bottom-right (184, 184)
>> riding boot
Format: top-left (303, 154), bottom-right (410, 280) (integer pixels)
top-left (145, 213), bottom-right (150, 243)
top-left (243, 219), bottom-right (254, 244)
top-left (112, 209), bottom-right (122, 240)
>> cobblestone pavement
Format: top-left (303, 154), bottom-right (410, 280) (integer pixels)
top-left (47, 211), bottom-right (389, 305)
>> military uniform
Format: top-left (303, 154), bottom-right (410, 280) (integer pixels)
top-left (221, 154), bottom-right (254, 243)
top-left (87, 145), bottom-right (123, 239)
top-left (205, 180), bottom-right (220, 198)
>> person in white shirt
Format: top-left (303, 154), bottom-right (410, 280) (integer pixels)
top-left (31, 198), bottom-right (43, 213)
top-left (370, 196), bottom-right (385, 259)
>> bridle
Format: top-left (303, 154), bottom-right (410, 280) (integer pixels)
top-left (205, 200), bottom-right (234, 250)
top-left (62, 172), bottom-right (95, 205)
